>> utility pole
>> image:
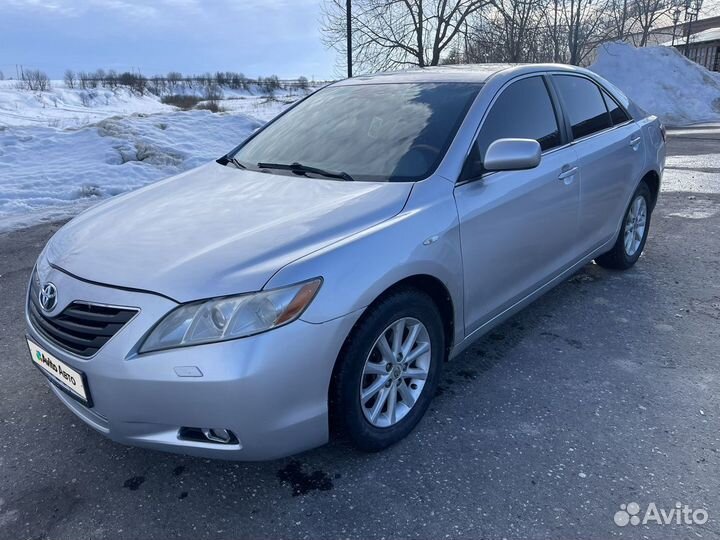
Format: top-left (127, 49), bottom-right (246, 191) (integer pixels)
top-left (683, 0), bottom-right (703, 58)
top-left (346, 0), bottom-right (353, 78)
top-left (671, 7), bottom-right (681, 46)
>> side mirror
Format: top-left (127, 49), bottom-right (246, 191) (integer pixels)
top-left (483, 138), bottom-right (541, 172)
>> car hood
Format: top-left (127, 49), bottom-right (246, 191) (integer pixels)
top-left (45, 162), bottom-right (412, 302)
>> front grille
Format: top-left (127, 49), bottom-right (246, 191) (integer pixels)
top-left (28, 272), bottom-right (138, 357)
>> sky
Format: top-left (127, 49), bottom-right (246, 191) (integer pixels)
top-left (0, 0), bottom-right (338, 80)
top-left (2, 0), bottom-right (720, 82)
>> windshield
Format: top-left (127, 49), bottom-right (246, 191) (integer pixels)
top-left (230, 82), bottom-right (482, 182)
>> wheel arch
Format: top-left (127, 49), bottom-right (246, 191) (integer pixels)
top-left (373, 274), bottom-right (455, 356)
top-left (329, 273), bottom-right (455, 393)
top-left (327, 273), bottom-right (455, 438)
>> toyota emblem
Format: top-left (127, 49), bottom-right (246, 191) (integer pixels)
top-left (39, 282), bottom-right (58, 312)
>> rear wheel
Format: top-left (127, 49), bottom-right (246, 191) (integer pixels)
top-left (330, 288), bottom-right (444, 452)
top-left (595, 181), bottom-right (652, 270)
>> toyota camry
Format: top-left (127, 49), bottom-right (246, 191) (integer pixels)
top-left (26, 64), bottom-right (666, 460)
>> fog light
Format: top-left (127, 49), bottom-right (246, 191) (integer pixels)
top-left (178, 427), bottom-right (239, 445)
top-left (202, 428), bottom-right (234, 444)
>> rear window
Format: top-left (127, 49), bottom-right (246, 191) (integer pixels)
top-left (231, 83), bottom-right (482, 182)
top-left (553, 75), bottom-right (612, 139)
top-left (602, 90), bottom-right (631, 125)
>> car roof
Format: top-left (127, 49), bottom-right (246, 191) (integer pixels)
top-left (332, 63), bottom-right (591, 86)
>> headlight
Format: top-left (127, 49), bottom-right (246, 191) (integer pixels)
top-left (139, 278), bottom-right (322, 353)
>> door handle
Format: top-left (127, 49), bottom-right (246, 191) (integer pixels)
top-left (629, 136), bottom-right (642, 148)
top-left (558, 166), bottom-right (578, 181)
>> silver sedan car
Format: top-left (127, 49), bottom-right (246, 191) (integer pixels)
top-left (26, 64), bottom-right (666, 460)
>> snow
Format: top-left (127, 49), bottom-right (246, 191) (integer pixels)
top-left (590, 42), bottom-right (720, 126)
top-left (0, 111), bottom-right (265, 231)
top-left (659, 27), bottom-right (720, 47)
top-left (0, 80), bottom-right (314, 129)
top-left (0, 82), bottom-right (313, 231)
top-left (0, 80), bottom-right (171, 129)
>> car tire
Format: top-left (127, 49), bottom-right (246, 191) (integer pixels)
top-left (595, 181), bottom-right (653, 270)
top-left (330, 288), bottom-right (444, 452)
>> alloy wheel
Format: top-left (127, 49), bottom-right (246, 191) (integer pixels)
top-left (624, 195), bottom-right (647, 257)
top-left (359, 317), bottom-right (432, 428)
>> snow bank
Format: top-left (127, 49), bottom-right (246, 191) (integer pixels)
top-left (0, 81), bottom-right (171, 129)
top-left (0, 79), bottom-right (317, 231)
top-left (0, 111), bottom-right (263, 231)
top-left (590, 42), bottom-right (720, 126)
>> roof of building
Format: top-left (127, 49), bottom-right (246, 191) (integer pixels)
top-left (661, 26), bottom-right (720, 46)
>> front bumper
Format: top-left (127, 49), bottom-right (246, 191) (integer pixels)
top-left (26, 265), bottom-right (361, 461)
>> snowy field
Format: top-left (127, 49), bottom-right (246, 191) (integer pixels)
top-left (0, 82), bottom-right (314, 231)
top-left (0, 80), bottom-right (314, 128)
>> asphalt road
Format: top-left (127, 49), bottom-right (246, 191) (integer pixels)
top-left (1, 127), bottom-right (719, 540)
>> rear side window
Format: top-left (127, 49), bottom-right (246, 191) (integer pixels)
top-left (553, 75), bottom-right (612, 139)
top-left (475, 77), bottom-right (561, 158)
top-left (602, 90), bottom-right (631, 125)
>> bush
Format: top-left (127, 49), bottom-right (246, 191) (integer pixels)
top-left (80, 90), bottom-right (97, 107)
top-left (161, 94), bottom-right (202, 110)
top-left (117, 72), bottom-right (147, 94)
top-left (196, 101), bottom-right (226, 113)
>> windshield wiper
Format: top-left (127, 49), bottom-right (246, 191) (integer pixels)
top-left (226, 155), bottom-right (247, 169)
top-left (257, 162), bottom-right (354, 182)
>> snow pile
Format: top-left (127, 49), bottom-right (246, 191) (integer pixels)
top-left (590, 42), bottom-right (720, 126)
top-left (0, 78), bottom-right (317, 231)
top-left (0, 111), bottom-right (263, 231)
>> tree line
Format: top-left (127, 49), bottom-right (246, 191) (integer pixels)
top-left (322, 0), bottom-right (689, 73)
top-left (13, 68), bottom-right (313, 95)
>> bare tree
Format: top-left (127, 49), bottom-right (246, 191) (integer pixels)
top-left (557, 0), bottom-right (612, 64)
top-left (94, 68), bottom-right (106, 87)
top-left (607, 0), bottom-right (631, 39)
top-left (167, 71), bottom-right (182, 91)
top-left (628, 0), bottom-right (681, 46)
top-left (322, 0), bottom-right (492, 73)
top-left (78, 71), bottom-right (90, 89)
top-left (106, 70), bottom-right (118, 89)
top-left (64, 69), bottom-right (76, 88)
top-left (17, 69), bottom-right (51, 91)
top-left (486, 0), bottom-right (546, 62)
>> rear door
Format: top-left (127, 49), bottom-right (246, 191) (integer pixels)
top-left (551, 74), bottom-right (645, 252)
top-left (454, 75), bottom-right (580, 335)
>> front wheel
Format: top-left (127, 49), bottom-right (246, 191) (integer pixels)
top-left (330, 289), bottom-right (444, 452)
top-left (595, 181), bottom-right (652, 270)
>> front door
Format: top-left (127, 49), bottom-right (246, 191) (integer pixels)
top-left (454, 75), bottom-right (580, 335)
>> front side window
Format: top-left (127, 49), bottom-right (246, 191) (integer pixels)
top-left (553, 75), bottom-right (612, 139)
top-left (462, 76), bottom-right (561, 179)
top-left (231, 83), bottom-right (482, 182)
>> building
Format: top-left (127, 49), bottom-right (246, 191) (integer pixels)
top-left (642, 14), bottom-right (720, 46)
top-left (664, 26), bottom-right (720, 71)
